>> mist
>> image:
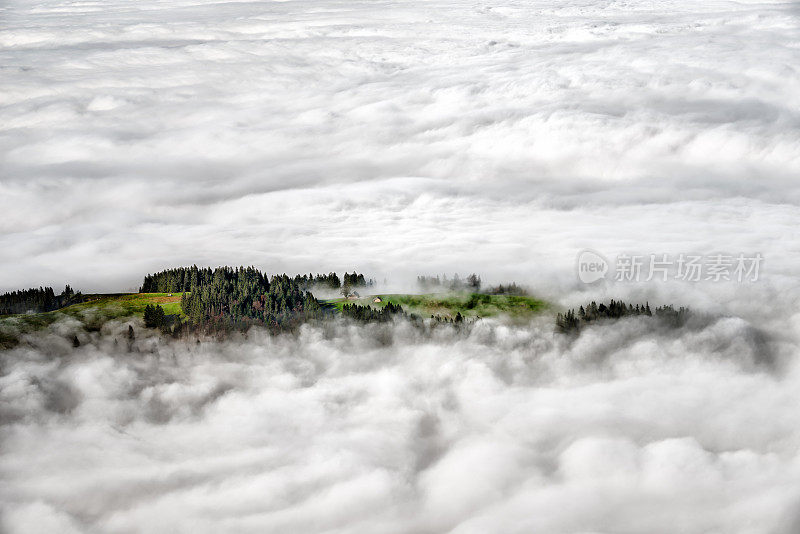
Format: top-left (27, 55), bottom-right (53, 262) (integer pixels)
top-left (1, 0), bottom-right (799, 292)
top-left (1, 313), bottom-right (799, 534)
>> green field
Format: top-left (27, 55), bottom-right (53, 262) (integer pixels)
top-left (325, 292), bottom-right (549, 320)
top-left (0, 293), bottom-right (184, 348)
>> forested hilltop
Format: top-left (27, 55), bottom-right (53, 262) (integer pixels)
top-left (144, 267), bottom-right (510, 335)
top-left (132, 268), bottom-right (548, 334)
top-left (180, 269), bottom-right (323, 330)
top-left (141, 266), bottom-right (373, 294)
top-left (1, 266), bottom-right (690, 350)
top-left (139, 266), bottom-right (380, 333)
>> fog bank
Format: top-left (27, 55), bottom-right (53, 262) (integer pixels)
top-left (1, 0), bottom-right (799, 291)
top-left (2, 315), bottom-right (800, 533)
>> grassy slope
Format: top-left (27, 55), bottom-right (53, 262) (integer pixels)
top-left (324, 292), bottom-right (549, 320)
top-left (0, 293), bottom-right (184, 347)
top-left (1, 291), bottom-right (550, 348)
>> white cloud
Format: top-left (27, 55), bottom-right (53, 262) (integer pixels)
top-left (0, 0), bottom-right (798, 294)
top-left (1, 317), bottom-right (800, 533)
top-left (2, 0), bottom-right (800, 531)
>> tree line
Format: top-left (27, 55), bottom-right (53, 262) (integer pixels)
top-left (417, 274), bottom-right (481, 292)
top-left (429, 311), bottom-right (478, 325)
top-left (141, 266), bottom-right (373, 293)
top-left (340, 302), bottom-right (406, 322)
top-left (0, 285), bottom-right (81, 315)
top-left (416, 275), bottom-right (532, 297)
top-left (340, 303), bottom-right (476, 330)
top-left (485, 282), bottom-right (527, 295)
top-left (556, 300), bottom-right (689, 333)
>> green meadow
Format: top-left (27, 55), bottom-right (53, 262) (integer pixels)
top-left (325, 292), bottom-right (549, 320)
top-left (0, 293), bottom-right (184, 348)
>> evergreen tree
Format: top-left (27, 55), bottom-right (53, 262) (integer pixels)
top-left (557, 299), bottom-right (688, 334)
top-left (0, 285), bottom-right (81, 315)
top-left (143, 304), bottom-right (166, 328)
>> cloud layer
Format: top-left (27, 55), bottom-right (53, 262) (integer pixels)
top-left (2, 315), bottom-right (800, 534)
top-left (1, 0), bottom-right (799, 293)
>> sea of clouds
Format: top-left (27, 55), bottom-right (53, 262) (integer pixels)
top-left (2, 314), bottom-right (800, 534)
top-left (1, 0), bottom-right (799, 293)
top-left (2, 0), bottom-right (800, 532)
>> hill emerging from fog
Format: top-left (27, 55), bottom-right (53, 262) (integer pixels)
top-left (0, 266), bottom-right (552, 349)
